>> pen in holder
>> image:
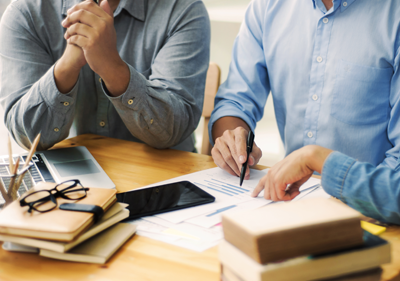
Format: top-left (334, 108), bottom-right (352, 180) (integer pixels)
top-left (0, 133), bottom-right (41, 209)
top-left (0, 163), bottom-right (34, 208)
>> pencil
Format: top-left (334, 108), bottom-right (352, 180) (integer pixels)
top-left (0, 178), bottom-right (10, 204)
top-left (10, 133), bottom-right (41, 199)
top-left (7, 158), bottom-right (20, 200)
top-left (23, 133), bottom-right (41, 169)
top-left (7, 135), bottom-right (13, 175)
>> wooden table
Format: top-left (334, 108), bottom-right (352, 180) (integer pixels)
top-left (0, 134), bottom-right (399, 281)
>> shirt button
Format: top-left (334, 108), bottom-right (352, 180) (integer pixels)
top-left (54, 128), bottom-right (59, 132)
top-left (63, 102), bottom-right (70, 106)
top-left (323, 18), bottom-right (329, 24)
top-left (100, 121), bottom-right (106, 127)
top-left (317, 56), bottom-right (323, 63)
top-left (343, 2), bottom-right (347, 7)
top-left (307, 131), bottom-right (313, 138)
top-left (128, 99), bottom-right (134, 105)
top-left (312, 95), bottom-right (318, 101)
top-left (99, 78), bottom-right (102, 83)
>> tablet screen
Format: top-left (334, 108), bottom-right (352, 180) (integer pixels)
top-left (116, 181), bottom-right (215, 220)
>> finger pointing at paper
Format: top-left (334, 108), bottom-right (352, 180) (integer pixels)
top-left (251, 145), bottom-right (333, 201)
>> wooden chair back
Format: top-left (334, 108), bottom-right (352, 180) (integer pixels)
top-left (201, 62), bottom-right (221, 155)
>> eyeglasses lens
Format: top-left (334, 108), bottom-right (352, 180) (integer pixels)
top-left (25, 190), bottom-right (57, 212)
top-left (56, 181), bottom-right (86, 200)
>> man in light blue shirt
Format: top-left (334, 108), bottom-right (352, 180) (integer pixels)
top-left (209, 0), bottom-right (400, 180)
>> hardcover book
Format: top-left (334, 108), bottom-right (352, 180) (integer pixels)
top-left (219, 231), bottom-right (390, 281)
top-left (222, 198), bottom-right (363, 264)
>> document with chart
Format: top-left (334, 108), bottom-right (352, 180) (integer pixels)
top-left (128, 167), bottom-right (328, 252)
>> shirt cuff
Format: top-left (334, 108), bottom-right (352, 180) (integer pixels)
top-left (321, 151), bottom-right (357, 204)
top-left (208, 104), bottom-right (257, 146)
top-left (39, 65), bottom-right (78, 113)
top-left (103, 64), bottom-right (148, 111)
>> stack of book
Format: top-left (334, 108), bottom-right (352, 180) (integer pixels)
top-left (0, 182), bottom-right (136, 264)
top-left (219, 198), bottom-right (391, 281)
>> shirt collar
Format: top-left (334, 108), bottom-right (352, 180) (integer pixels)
top-left (62, 0), bottom-right (146, 21)
top-left (311, 0), bottom-right (357, 13)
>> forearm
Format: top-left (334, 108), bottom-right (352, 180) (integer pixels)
top-left (211, 117), bottom-right (250, 143)
top-left (107, 65), bottom-right (203, 149)
top-left (3, 66), bottom-right (77, 150)
top-left (54, 55), bottom-right (81, 94)
top-left (97, 57), bottom-right (130, 97)
top-left (322, 152), bottom-right (400, 224)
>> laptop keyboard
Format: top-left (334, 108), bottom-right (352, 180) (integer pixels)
top-left (0, 154), bottom-right (54, 207)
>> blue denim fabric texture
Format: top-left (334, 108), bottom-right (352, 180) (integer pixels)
top-left (0, 0), bottom-right (210, 152)
top-left (322, 152), bottom-right (400, 224)
top-left (209, 0), bottom-right (400, 169)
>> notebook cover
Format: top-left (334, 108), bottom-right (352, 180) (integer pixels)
top-left (0, 203), bottom-right (128, 252)
top-left (0, 182), bottom-right (116, 242)
top-left (39, 223), bottom-right (137, 264)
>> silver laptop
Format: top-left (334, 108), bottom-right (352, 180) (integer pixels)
top-left (0, 146), bottom-right (115, 201)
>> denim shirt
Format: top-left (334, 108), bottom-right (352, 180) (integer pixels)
top-left (209, 0), bottom-right (400, 168)
top-left (0, 0), bottom-right (210, 152)
top-left (322, 152), bottom-right (400, 225)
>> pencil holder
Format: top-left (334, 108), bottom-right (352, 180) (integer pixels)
top-left (0, 162), bottom-right (34, 209)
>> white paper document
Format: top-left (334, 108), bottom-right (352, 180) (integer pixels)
top-left (127, 167), bottom-right (329, 252)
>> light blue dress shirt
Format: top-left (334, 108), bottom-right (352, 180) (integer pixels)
top-left (323, 152), bottom-right (400, 224)
top-left (209, 0), bottom-right (400, 168)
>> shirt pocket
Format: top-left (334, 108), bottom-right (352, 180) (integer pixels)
top-left (330, 60), bottom-right (393, 125)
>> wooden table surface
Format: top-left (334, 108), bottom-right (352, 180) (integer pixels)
top-left (0, 134), bottom-right (399, 281)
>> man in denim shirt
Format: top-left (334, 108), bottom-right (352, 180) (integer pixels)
top-left (0, 0), bottom-right (210, 152)
top-left (252, 145), bottom-right (400, 225)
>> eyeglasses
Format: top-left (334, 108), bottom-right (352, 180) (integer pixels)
top-left (19, 180), bottom-right (89, 213)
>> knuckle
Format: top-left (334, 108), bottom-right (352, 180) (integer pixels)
top-left (222, 130), bottom-right (230, 138)
top-left (99, 20), bottom-right (107, 30)
top-left (77, 9), bottom-right (85, 17)
top-left (83, 1), bottom-right (93, 8)
top-left (220, 162), bottom-right (229, 170)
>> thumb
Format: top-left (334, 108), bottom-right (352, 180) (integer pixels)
top-left (100, 0), bottom-right (113, 16)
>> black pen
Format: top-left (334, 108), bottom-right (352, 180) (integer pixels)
top-left (239, 130), bottom-right (255, 186)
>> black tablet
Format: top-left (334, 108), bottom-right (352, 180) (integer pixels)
top-left (116, 181), bottom-right (215, 220)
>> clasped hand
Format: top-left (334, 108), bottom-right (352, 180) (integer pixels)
top-left (61, 0), bottom-right (118, 77)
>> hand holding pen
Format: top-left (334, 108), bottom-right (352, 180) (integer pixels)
top-left (212, 124), bottom-right (262, 181)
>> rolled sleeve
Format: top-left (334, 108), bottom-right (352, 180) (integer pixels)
top-left (322, 151), bottom-right (400, 224)
top-left (321, 151), bottom-right (356, 203)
